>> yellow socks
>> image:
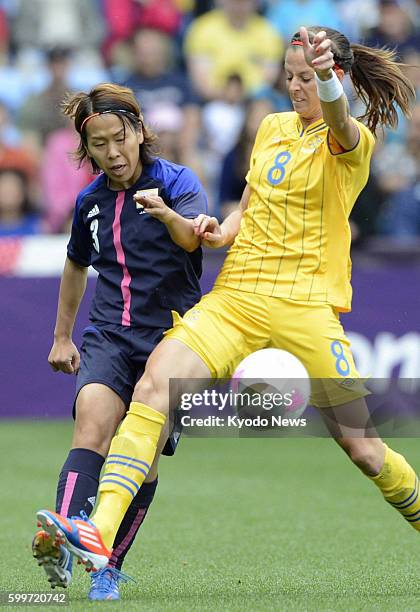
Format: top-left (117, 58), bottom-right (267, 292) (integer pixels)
top-left (370, 444), bottom-right (420, 531)
top-left (91, 402), bottom-right (166, 548)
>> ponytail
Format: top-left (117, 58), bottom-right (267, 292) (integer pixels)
top-left (350, 44), bottom-right (416, 134)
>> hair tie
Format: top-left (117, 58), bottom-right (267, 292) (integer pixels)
top-left (80, 109), bottom-right (140, 133)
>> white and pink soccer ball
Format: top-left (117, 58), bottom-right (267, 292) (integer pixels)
top-left (231, 348), bottom-right (310, 419)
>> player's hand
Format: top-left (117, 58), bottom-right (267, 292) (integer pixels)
top-left (299, 26), bottom-right (334, 76)
top-left (48, 338), bottom-right (80, 374)
top-left (193, 214), bottom-right (224, 248)
top-left (134, 193), bottom-right (173, 223)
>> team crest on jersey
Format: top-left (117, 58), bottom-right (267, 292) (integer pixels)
top-left (301, 134), bottom-right (324, 154)
top-left (87, 204), bottom-right (100, 219)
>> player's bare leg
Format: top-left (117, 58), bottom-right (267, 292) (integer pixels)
top-left (34, 383), bottom-right (167, 591)
top-left (38, 339), bottom-right (211, 572)
top-left (33, 385), bottom-right (124, 587)
top-left (323, 398), bottom-right (420, 530)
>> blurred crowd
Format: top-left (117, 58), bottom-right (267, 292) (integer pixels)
top-left (0, 0), bottom-right (418, 246)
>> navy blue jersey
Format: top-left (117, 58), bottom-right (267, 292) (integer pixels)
top-left (67, 158), bottom-right (208, 329)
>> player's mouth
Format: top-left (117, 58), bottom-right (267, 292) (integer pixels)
top-left (110, 164), bottom-right (127, 176)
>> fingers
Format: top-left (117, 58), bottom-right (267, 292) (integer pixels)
top-left (313, 30), bottom-right (327, 46)
top-left (299, 26), bottom-right (310, 49)
top-left (135, 195), bottom-right (162, 208)
top-left (202, 231), bottom-right (219, 242)
top-left (193, 214), bottom-right (218, 236)
top-left (73, 353), bottom-right (81, 374)
top-left (312, 49), bottom-right (334, 69)
top-left (193, 214), bottom-right (206, 234)
top-left (48, 356), bottom-right (78, 375)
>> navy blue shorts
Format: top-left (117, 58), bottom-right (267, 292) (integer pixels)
top-left (74, 322), bottom-right (180, 456)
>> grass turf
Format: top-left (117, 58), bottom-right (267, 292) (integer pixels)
top-left (1, 421), bottom-right (420, 611)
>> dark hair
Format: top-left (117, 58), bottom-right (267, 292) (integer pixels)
top-left (290, 27), bottom-right (416, 133)
top-left (0, 168), bottom-right (33, 214)
top-left (62, 83), bottom-right (158, 173)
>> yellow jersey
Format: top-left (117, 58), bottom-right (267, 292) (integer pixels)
top-left (184, 10), bottom-right (283, 94)
top-left (215, 112), bottom-right (375, 312)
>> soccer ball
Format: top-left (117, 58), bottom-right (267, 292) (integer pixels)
top-left (230, 348), bottom-right (310, 422)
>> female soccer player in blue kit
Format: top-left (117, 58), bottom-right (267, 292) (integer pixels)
top-left (32, 83), bottom-right (207, 600)
top-left (37, 27), bottom-right (418, 583)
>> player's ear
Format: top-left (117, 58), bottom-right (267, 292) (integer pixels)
top-left (137, 124), bottom-right (144, 146)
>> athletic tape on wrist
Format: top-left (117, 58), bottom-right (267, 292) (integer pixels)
top-left (315, 71), bottom-right (344, 103)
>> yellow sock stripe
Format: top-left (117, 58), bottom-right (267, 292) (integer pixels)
top-left (387, 477), bottom-right (419, 509)
top-left (100, 478), bottom-right (137, 498)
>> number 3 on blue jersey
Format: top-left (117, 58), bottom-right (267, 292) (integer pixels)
top-left (90, 219), bottom-right (100, 253)
top-left (267, 151), bottom-right (292, 186)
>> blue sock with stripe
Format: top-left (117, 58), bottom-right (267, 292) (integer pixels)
top-left (370, 444), bottom-right (420, 531)
top-left (55, 448), bottom-right (104, 517)
top-left (108, 478), bottom-right (158, 570)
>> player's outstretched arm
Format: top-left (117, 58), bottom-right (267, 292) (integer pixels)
top-left (194, 185), bottom-right (250, 249)
top-left (300, 26), bottom-right (359, 151)
top-left (134, 193), bottom-right (200, 252)
top-left (48, 257), bottom-right (88, 374)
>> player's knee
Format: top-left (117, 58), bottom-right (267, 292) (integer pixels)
top-left (73, 403), bottom-right (119, 456)
top-left (339, 439), bottom-right (383, 475)
top-left (132, 367), bottom-right (166, 413)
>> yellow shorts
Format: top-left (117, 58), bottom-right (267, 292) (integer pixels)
top-left (164, 286), bottom-right (367, 408)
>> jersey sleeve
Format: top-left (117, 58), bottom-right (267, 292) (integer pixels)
top-left (169, 166), bottom-right (208, 218)
top-left (245, 114), bottom-right (276, 183)
top-left (327, 119), bottom-right (375, 167)
top-left (67, 194), bottom-right (92, 267)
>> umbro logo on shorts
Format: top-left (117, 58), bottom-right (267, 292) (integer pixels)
top-left (87, 205), bottom-right (100, 219)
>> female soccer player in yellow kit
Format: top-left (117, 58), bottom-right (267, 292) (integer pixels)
top-left (38, 26), bottom-right (418, 571)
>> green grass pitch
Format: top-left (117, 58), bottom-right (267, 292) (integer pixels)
top-left (2, 421), bottom-right (420, 611)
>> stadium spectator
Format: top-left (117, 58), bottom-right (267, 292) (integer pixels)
top-left (0, 101), bottom-right (22, 147)
top-left (184, 0), bottom-right (283, 101)
top-left (17, 47), bottom-right (73, 148)
top-left (202, 73), bottom-right (246, 158)
top-left (364, 0), bottom-right (420, 56)
top-left (0, 168), bottom-right (40, 236)
top-left (335, 0), bottom-right (379, 41)
top-left (218, 96), bottom-right (275, 219)
top-left (145, 103), bottom-right (185, 164)
top-left (123, 27), bottom-right (201, 168)
top-left (377, 103), bottom-right (420, 239)
top-left (13, 0), bottom-right (105, 53)
top-left (0, 134), bottom-right (37, 183)
top-left (41, 124), bottom-right (93, 234)
top-left (101, 0), bottom-right (182, 63)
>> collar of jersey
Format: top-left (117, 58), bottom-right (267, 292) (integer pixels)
top-left (296, 116), bottom-right (326, 138)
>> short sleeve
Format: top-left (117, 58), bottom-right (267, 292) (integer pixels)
top-left (67, 195), bottom-right (92, 267)
top-left (169, 167), bottom-right (208, 219)
top-left (328, 119), bottom-right (376, 167)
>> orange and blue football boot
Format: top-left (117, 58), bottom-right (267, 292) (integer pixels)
top-left (32, 530), bottom-right (72, 588)
top-left (36, 510), bottom-right (111, 573)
